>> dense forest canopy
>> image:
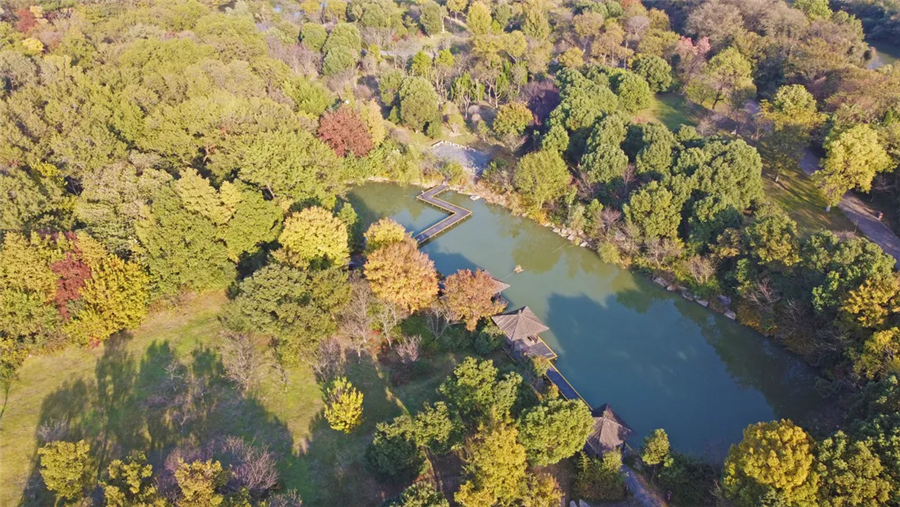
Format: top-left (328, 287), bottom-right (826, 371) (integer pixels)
top-left (1, 0), bottom-right (900, 505)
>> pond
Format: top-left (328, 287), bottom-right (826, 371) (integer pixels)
top-left (868, 39), bottom-right (900, 69)
top-left (349, 183), bottom-right (827, 460)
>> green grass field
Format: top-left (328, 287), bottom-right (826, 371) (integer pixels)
top-left (0, 292), bottom-right (469, 507)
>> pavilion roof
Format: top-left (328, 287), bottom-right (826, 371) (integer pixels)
top-left (491, 306), bottom-right (549, 342)
top-left (585, 403), bottom-right (635, 455)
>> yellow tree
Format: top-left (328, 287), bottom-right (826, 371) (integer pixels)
top-left (854, 328), bottom-right (900, 380)
top-left (723, 420), bottom-right (819, 507)
top-left (276, 206), bottom-right (349, 269)
top-left (443, 269), bottom-right (506, 331)
top-left (818, 124), bottom-right (893, 209)
top-left (324, 376), bottom-right (364, 433)
top-left (364, 218), bottom-right (408, 253)
top-left (364, 238), bottom-right (438, 313)
top-left (174, 459), bottom-right (228, 507)
top-left (456, 423), bottom-right (528, 507)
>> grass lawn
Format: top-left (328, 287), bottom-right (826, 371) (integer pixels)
top-left (761, 166), bottom-right (856, 236)
top-left (635, 92), bottom-right (699, 131)
top-left (0, 292), bottom-right (473, 507)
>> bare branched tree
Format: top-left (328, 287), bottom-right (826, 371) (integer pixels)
top-left (744, 276), bottom-right (782, 311)
top-left (600, 208), bottom-right (622, 236)
top-left (37, 417), bottom-right (69, 444)
top-left (220, 436), bottom-right (279, 498)
top-left (340, 276), bottom-right (376, 361)
top-left (220, 332), bottom-right (270, 393)
top-left (396, 335), bottom-right (422, 364)
top-left (686, 255), bottom-right (718, 286)
top-left (426, 300), bottom-right (454, 339)
top-left (311, 337), bottom-right (343, 381)
top-left (374, 299), bottom-right (403, 346)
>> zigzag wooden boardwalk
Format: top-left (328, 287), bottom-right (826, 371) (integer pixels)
top-left (414, 184), bottom-right (472, 244)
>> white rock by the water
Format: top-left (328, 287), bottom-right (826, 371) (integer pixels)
top-left (580, 241), bottom-right (588, 247)
top-left (579, 500), bottom-right (592, 507)
top-left (696, 299), bottom-right (709, 307)
top-left (570, 501), bottom-right (577, 507)
top-left (724, 310), bottom-right (737, 320)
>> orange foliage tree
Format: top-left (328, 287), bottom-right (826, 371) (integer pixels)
top-left (364, 238), bottom-right (438, 313)
top-left (444, 269), bottom-right (505, 330)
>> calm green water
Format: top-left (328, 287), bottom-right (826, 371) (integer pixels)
top-left (349, 183), bottom-right (826, 459)
top-left (868, 40), bottom-right (900, 69)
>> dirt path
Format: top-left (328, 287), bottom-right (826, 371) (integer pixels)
top-left (800, 151), bottom-right (900, 266)
top-left (620, 466), bottom-right (668, 507)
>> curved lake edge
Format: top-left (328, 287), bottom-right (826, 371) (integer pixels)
top-left (349, 181), bottom-right (831, 461)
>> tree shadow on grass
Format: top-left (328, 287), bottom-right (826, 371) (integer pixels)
top-left (19, 330), bottom-right (438, 507)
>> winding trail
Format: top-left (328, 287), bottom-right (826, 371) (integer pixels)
top-left (799, 151), bottom-right (900, 266)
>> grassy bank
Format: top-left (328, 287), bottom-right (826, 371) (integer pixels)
top-left (0, 292), bottom-right (468, 507)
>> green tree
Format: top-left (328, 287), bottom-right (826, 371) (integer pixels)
top-left (575, 451), bottom-right (626, 501)
top-left (816, 431), bottom-right (893, 507)
top-left (301, 22), bottom-right (328, 51)
top-left (631, 54), bottom-right (672, 92)
top-left (420, 1), bottom-right (444, 36)
top-left (466, 1), bottom-right (493, 36)
top-left (439, 357), bottom-right (522, 423)
top-left (414, 401), bottom-right (459, 454)
top-left (135, 186), bottom-right (234, 298)
top-left (323, 22), bottom-right (362, 54)
top-left (282, 76), bottom-right (335, 116)
top-left (223, 265), bottom-right (350, 363)
top-left (492, 102), bottom-right (533, 142)
top-left (455, 424), bottom-right (528, 507)
top-left (701, 46), bottom-right (755, 110)
top-left (723, 420), bottom-right (819, 507)
top-left (641, 428), bottom-right (671, 468)
top-left (220, 182), bottom-right (283, 261)
top-left (624, 181), bottom-right (682, 240)
top-left (817, 124), bottom-right (893, 209)
top-left (516, 399), bottom-right (594, 466)
top-left (580, 114), bottom-right (629, 184)
top-left (102, 452), bottom-right (166, 507)
top-left (236, 129), bottom-right (344, 205)
top-left (276, 207), bottom-right (349, 269)
top-left (559, 48), bottom-right (585, 69)
top-left (399, 77), bottom-right (440, 133)
top-left (364, 218), bottom-right (408, 253)
top-left (364, 238), bottom-right (438, 313)
top-left (759, 85), bottom-right (825, 182)
top-left (794, 0), bottom-right (832, 20)
top-left (324, 376), bottom-right (364, 433)
top-left (366, 416), bottom-right (425, 483)
top-left (394, 482), bottom-right (449, 507)
top-left (611, 70), bottom-right (653, 113)
top-left (323, 46), bottom-right (359, 76)
top-left (410, 51), bottom-right (434, 79)
top-left (38, 440), bottom-right (94, 502)
top-left (174, 459), bottom-right (228, 507)
top-left (514, 150), bottom-right (570, 210)
top-left (745, 206), bottom-right (800, 267)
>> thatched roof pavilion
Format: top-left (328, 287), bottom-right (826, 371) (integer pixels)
top-left (491, 277), bottom-right (511, 294)
top-left (585, 404), bottom-right (634, 456)
top-left (491, 306), bottom-right (549, 342)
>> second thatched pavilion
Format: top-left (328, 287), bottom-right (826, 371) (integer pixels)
top-left (491, 306), bottom-right (556, 360)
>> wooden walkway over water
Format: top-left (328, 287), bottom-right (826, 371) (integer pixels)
top-left (414, 184), bottom-right (472, 244)
top-left (546, 365), bottom-right (583, 401)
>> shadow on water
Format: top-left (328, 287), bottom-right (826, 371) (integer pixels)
top-left (17, 330), bottom-right (411, 507)
top-left (542, 290), bottom-right (825, 462)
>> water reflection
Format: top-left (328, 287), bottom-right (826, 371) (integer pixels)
top-left (350, 183), bottom-right (826, 457)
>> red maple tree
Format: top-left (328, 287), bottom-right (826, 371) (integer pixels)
top-left (317, 108), bottom-right (374, 157)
